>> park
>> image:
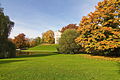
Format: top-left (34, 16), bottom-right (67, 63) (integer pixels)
top-left (0, 0), bottom-right (120, 80)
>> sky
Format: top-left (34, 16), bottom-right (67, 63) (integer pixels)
top-left (0, 0), bottom-right (102, 38)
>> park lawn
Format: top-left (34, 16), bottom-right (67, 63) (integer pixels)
top-left (0, 53), bottom-right (120, 80)
top-left (1, 44), bottom-right (120, 80)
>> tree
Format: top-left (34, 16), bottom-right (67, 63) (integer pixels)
top-left (0, 7), bottom-right (16, 58)
top-left (61, 24), bottom-right (78, 33)
top-left (57, 29), bottom-right (81, 54)
top-left (42, 30), bottom-right (55, 44)
top-left (28, 37), bottom-right (41, 47)
top-left (34, 37), bottom-right (41, 45)
top-left (13, 33), bottom-right (28, 49)
top-left (29, 40), bottom-right (36, 47)
top-left (75, 0), bottom-right (120, 56)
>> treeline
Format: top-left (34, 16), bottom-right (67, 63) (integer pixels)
top-left (9, 24), bottom-right (79, 50)
top-left (58, 0), bottom-right (120, 56)
top-left (9, 30), bottom-right (55, 50)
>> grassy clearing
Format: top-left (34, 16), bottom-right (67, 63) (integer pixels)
top-left (0, 53), bottom-right (120, 80)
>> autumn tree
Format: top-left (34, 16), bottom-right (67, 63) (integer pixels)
top-left (61, 24), bottom-right (79, 33)
top-left (75, 0), bottom-right (120, 56)
top-left (28, 37), bottom-right (41, 47)
top-left (0, 7), bottom-right (16, 58)
top-left (13, 33), bottom-right (28, 49)
top-left (42, 30), bottom-right (55, 44)
top-left (29, 40), bottom-right (36, 47)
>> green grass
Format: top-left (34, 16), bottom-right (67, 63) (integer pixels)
top-left (1, 44), bottom-right (120, 80)
top-left (23, 44), bottom-right (58, 52)
top-left (0, 53), bottom-right (120, 80)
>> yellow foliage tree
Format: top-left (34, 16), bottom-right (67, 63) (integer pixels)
top-left (42, 30), bottom-right (55, 44)
top-left (75, 0), bottom-right (120, 55)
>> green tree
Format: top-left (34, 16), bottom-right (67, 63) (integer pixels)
top-left (34, 37), bottom-right (41, 45)
top-left (0, 7), bottom-right (16, 58)
top-left (57, 29), bottom-right (81, 54)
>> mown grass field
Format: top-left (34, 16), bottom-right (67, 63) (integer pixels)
top-left (0, 44), bottom-right (120, 80)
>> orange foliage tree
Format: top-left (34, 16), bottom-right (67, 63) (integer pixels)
top-left (75, 0), bottom-right (120, 55)
top-left (13, 33), bottom-right (28, 49)
top-left (61, 24), bottom-right (78, 33)
top-left (28, 40), bottom-right (36, 47)
top-left (28, 37), bottom-right (41, 47)
top-left (42, 30), bottom-right (55, 44)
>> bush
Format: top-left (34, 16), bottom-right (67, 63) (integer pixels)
top-left (108, 47), bottom-right (120, 57)
top-left (57, 29), bottom-right (81, 54)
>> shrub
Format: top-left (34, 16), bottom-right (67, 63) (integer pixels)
top-left (108, 47), bottom-right (120, 57)
top-left (57, 29), bottom-right (81, 54)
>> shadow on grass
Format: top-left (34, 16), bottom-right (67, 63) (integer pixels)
top-left (16, 52), bottom-right (58, 58)
top-left (0, 60), bottom-right (25, 64)
top-left (117, 62), bottom-right (120, 74)
top-left (85, 53), bottom-right (120, 58)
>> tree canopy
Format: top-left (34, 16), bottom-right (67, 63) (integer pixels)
top-left (0, 7), bottom-right (15, 58)
top-left (42, 30), bottom-right (55, 44)
top-left (58, 29), bottom-right (80, 54)
top-left (61, 24), bottom-right (78, 33)
top-left (75, 0), bottom-right (120, 55)
top-left (13, 33), bottom-right (28, 49)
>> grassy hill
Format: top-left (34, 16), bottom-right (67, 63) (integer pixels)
top-left (23, 44), bottom-right (58, 52)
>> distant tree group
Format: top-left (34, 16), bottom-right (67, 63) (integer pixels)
top-left (42, 30), bottom-right (55, 44)
top-left (29, 37), bottom-right (41, 47)
top-left (0, 8), bottom-right (16, 58)
top-left (61, 24), bottom-right (78, 33)
top-left (13, 33), bottom-right (41, 49)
